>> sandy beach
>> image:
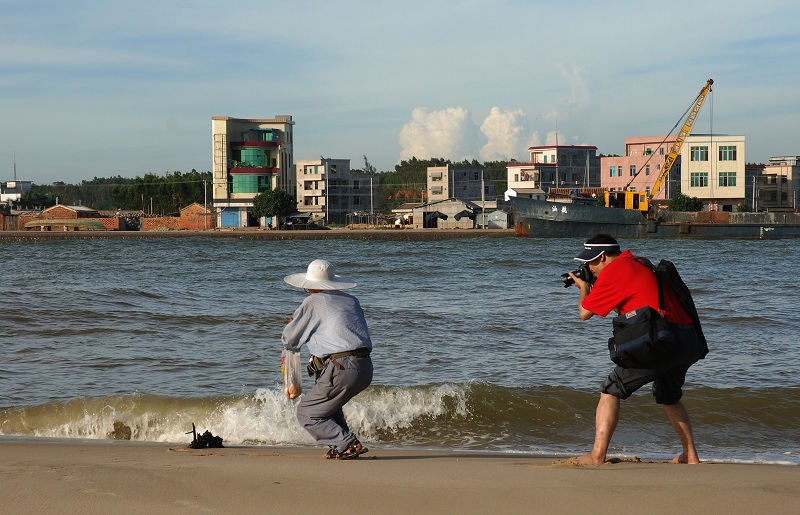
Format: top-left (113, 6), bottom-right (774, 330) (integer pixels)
top-left (2, 439), bottom-right (798, 514)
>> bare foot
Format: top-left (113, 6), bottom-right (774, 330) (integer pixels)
top-left (671, 453), bottom-right (701, 464)
top-left (568, 453), bottom-right (605, 465)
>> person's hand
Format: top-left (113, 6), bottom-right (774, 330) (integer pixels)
top-left (569, 272), bottom-right (587, 289)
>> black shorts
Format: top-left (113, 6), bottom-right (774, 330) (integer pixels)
top-left (601, 324), bottom-right (705, 404)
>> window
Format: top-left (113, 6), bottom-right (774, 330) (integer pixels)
top-left (690, 172), bottom-right (709, 187)
top-left (353, 196), bottom-right (360, 206)
top-left (690, 146), bottom-right (708, 161)
top-left (514, 174), bottom-right (519, 182)
top-left (659, 147), bottom-right (664, 155)
top-left (629, 165), bottom-right (636, 177)
top-left (231, 174), bottom-right (271, 193)
top-left (719, 146), bottom-right (737, 161)
top-left (645, 165), bottom-right (650, 176)
top-left (543, 155), bottom-right (548, 164)
top-left (719, 172), bottom-right (737, 187)
top-left (353, 180), bottom-right (360, 190)
top-left (474, 172), bottom-right (480, 180)
top-left (609, 166), bottom-right (617, 177)
top-left (644, 148), bottom-right (652, 155)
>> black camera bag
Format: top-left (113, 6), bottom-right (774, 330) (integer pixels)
top-left (608, 306), bottom-right (675, 368)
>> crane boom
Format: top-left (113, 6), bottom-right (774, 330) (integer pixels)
top-left (648, 78), bottom-right (714, 203)
top-left (604, 78), bottom-right (714, 213)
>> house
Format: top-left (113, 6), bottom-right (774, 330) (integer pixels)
top-left (410, 198), bottom-right (484, 229)
top-left (427, 165), bottom-right (494, 205)
top-left (506, 145), bottom-right (601, 197)
top-left (141, 203), bottom-right (213, 231)
top-left (20, 204), bottom-right (118, 231)
top-left (758, 156), bottom-right (800, 212)
top-left (212, 115), bottom-right (295, 228)
top-left (295, 158), bottom-right (380, 225)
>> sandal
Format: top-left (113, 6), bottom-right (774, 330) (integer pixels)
top-left (337, 439), bottom-right (368, 460)
top-left (323, 446), bottom-right (340, 459)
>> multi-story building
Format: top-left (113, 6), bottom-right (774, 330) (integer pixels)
top-left (758, 156), bottom-right (799, 212)
top-left (1, 180), bottom-right (32, 206)
top-left (600, 136), bottom-right (679, 200)
top-left (506, 145), bottom-right (601, 195)
top-left (295, 158), bottom-right (380, 225)
top-left (211, 115), bottom-right (294, 227)
top-left (427, 164), bottom-right (495, 205)
top-left (599, 134), bottom-right (747, 211)
top-left (682, 134), bottom-right (746, 212)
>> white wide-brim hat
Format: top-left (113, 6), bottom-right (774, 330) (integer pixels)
top-left (284, 259), bottom-right (357, 290)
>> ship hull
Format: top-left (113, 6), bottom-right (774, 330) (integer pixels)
top-left (511, 197), bottom-right (800, 239)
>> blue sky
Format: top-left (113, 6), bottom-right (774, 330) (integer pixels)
top-left (2, 0), bottom-right (799, 184)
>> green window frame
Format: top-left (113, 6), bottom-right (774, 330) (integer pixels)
top-left (719, 172), bottom-right (737, 187)
top-left (690, 172), bottom-right (708, 187)
top-left (690, 146), bottom-right (708, 162)
top-left (719, 146), bottom-right (737, 161)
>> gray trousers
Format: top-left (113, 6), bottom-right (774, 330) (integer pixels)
top-left (296, 355), bottom-right (373, 451)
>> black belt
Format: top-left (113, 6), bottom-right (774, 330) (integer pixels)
top-left (326, 348), bottom-right (371, 361)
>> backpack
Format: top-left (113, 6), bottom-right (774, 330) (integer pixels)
top-left (636, 257), bottom-right (709, 359)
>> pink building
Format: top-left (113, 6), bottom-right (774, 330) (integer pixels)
top-left (600, 136), bottom-right (678, 200)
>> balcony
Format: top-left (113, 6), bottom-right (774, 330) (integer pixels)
top-left (229, 165), bottom-right (279, 174)
top-left (231, 140), bottom-right (280, 148)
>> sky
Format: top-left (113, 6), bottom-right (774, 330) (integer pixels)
top-left (2, 0), bottom-right (799, 184)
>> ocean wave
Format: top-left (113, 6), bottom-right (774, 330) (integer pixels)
top-left (2, 383), bottom-right (798, 463)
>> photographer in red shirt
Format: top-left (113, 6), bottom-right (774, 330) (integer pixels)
top-left (568, 234), bottom-right (706, 465)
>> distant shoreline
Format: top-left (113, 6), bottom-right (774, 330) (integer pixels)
top-left (0, 228), bottom-right (517, 242)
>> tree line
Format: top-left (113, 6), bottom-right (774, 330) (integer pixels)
top-left (20, 170), bottom-right (213, 214)
top-left (18, 158), bottom-right (707, 214)
top-left (17, 158), bottom-right (512, 214)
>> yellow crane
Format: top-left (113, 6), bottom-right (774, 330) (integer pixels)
top-left (604, 78), bottom-right (714, 213)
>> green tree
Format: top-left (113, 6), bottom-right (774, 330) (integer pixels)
top-left (668, 187), bottom-right (704, 212)
top-left (252, 189), bottom-right (296, 228)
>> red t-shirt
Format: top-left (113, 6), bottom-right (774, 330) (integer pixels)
top-left (581, 250), bottom-right (693, 325)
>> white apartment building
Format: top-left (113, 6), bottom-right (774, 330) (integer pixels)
top-left (506, 145), bottom-right (601, 195)
top-left (427, 164), bottom-right (494, 204)
top-left (682, 134), bottom-right (746, 212)
top-left (295, 158), bottom-right (380, 225)
top-left (211, 115), bottom-right (295, 228)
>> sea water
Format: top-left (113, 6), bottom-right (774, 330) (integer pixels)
top-left (1, 236), bottom-right (798, 464)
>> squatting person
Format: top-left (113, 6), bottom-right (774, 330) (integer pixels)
top-left (282, 259), bottom-right (373, 460)
top-left (568, 234), bottom-right (708, 465)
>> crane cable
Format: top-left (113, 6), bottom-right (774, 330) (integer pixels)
top-left (624, 84), bottom-right (712, 191)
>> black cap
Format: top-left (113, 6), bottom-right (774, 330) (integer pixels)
top-left (574, 242), bottom-right (620, 262)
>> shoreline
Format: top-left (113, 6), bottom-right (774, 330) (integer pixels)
top-left (3, 438), bottom-right (798, 514)
top-left (0, 228), bottom-right (517, 242)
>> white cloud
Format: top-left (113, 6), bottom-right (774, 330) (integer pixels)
top-left (544, 131), bottom-right (567, 146)
top-left (478, 107), bottom-right (530, 162)
top-left (398, 107), bottom-right (479, 162)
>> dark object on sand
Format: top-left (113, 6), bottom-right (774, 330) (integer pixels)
top-left (186, 423), bottom-right (224, 448)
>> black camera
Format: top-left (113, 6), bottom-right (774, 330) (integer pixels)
top-left (561, 262), bottom-right (595, 288)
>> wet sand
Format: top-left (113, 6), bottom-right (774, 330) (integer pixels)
top-left (2, 439), bottom-right (798, 514)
